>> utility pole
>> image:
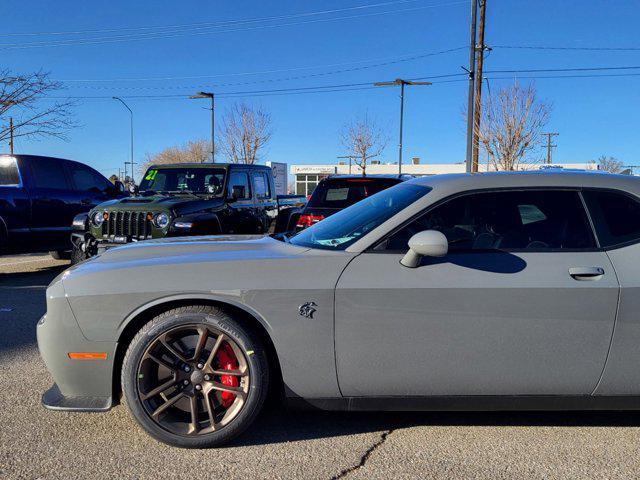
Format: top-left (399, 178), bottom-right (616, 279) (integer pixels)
top-left (465, 0), bottom-right (478, 173)
top-left (9, 117), bottom-right (14, 154)
top-left (471, 0), bottom-right (488, 172)
top-left (373, 78), bottom-right (431, 175)
top-left (337, 155), bottom-right (357, 175)
top-left (190, 92), bottom-right (215, 162)
top-left (113, 97), bottom-right (135, 182)
top-left (542, 132), bottom-right (559, 164)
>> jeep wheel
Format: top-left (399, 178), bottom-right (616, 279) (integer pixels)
top-left (70, 244), bottom-right (88, 265)
top-left (121, 305), bottom-right (269, 448)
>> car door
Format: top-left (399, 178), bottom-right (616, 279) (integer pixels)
top-left (335, 189), bottom-right (619, 397)
top-left (25, 156), bottom-right (77, 249)
top-left (226, 171), bottom-right (254, 234)
top-left (66, 161), bottom-right (115, 217)
top-left (0, 156), bottom-right (31, 248)
top-left (251, 170), bottom-right (277, 233)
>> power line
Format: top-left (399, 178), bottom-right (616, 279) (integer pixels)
top-left (494, 45), bottom-right (640, 51)
top-left (0, 0), bottom-right (445, 37)
top-left (0, 2), bottom-right (467, 49)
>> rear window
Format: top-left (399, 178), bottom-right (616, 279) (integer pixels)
top-left (583, 190), bottom-right (640, 248)
top-left (307, 178), bottom-right (401, 209)
top-left (0, 156), bottom-right (20, 186)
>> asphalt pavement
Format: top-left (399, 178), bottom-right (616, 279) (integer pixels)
top-left (2, 254), bottom-right (640, 479)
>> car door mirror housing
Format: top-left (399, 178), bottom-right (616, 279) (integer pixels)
top-left (400, 230), bottom-right (449, 268)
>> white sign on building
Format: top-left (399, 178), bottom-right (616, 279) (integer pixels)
top-left (266, 161), bottom-right (288, 195)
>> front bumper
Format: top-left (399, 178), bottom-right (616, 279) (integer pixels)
top-left (37, 278), bottom-right (118, 412)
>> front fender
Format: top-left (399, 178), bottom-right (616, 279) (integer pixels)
top-left (170, 212), bottom-right (222, 235)
top-left (72, 212), bottom-right (89, 231)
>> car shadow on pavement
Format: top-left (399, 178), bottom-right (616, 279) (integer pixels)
top-left (229, 405), bottom-right (640, 447)
top-left (0, 264), bottom-right (67, 354)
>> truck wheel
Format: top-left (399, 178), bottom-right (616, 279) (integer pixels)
top-left (121, 305), bottom-right (269, 448)
top-left (49, 250), bottom-right (71, 260)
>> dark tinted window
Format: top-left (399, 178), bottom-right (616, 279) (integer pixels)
top-left (69, 163), bottom-right (110, 191)
top-left (0, 156), bottom-right (21, 186)
top-left (30, 158), bottom-right (69, 189)
top-left (583, 190), bottom-right (640, 247)
top-left (227, 172), bottom-right (251, 199)
top-left (139, 167), bottom-right (226, 195)
top-left (382, 190), bottom-right (596, 251)
top-left (252, 172), bottom-right (270, 199)
top-left (307, 178), bottom-right (401, 209)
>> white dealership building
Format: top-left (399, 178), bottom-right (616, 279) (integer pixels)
top-left (290, 159), bottom-right (597, 196)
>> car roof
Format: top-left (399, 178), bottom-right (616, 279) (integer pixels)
top-left (324, 174), bottom-right (413, 181)
top-left (147, 163), bottom-right (270, 170)
top-left (407, 170), bottom-right (640, 192)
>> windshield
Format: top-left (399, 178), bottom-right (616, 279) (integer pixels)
top-left (290, 183), bottom-right (431, 250)
top-left (139, 167), bottom-right (226, 195)
top-left (307, 178), bottom-right (402, 209)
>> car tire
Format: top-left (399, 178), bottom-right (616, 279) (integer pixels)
top-left (49, 250), bottom-right (71, 260)
top-left (121, 305), bottom-right (269, 448)
top-left (70, 245), bottom-right (88, 265)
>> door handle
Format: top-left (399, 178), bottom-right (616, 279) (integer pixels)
top-left (569, 267), bottom-right (605, 281)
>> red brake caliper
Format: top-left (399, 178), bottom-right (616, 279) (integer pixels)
top-left (215, 342), bottom-right (239, 408)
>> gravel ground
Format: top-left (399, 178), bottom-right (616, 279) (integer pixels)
top-left (2, 255), bottom-right (640, 479)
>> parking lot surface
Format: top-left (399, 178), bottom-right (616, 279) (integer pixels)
top-left (2, 255), bottom-right (640, 479)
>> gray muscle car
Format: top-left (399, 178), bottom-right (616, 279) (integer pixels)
top-left (38, 171), bottom-right (640, 448)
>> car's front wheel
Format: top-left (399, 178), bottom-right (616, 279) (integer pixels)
top-left (121, 305), bottom-right (269, 448)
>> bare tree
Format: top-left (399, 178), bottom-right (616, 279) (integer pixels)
top-left (218, 102), bottom-right (271, 164)
top-left (141, 139), bottom-right (211, 173)
top-left (476, 82), bottom-right (551, 171)
top-left (340, 114), bottom-right (387, 175)
top-left (0, 69), bottom-right (75, 145)
top-left (594, 155), bottom-right (624, 173)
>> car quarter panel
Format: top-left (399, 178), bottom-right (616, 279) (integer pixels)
top-left (62, 236), bottom-right (355, 398)
top-left (594, 243), bottom-right (640, 395)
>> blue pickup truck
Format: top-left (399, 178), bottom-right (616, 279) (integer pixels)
top-left (0, 154), bottom-right (125, 258)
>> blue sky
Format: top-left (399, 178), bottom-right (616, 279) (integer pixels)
top-left (1, 0), bottom-right (639, 178)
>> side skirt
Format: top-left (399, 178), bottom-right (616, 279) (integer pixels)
top-left (286, 395), bottom-right (640, 412)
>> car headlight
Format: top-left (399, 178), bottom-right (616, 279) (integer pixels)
top-left (154, 212), bottom-right (170, 228)
top-left (92, 211), bottom-right (104, 227)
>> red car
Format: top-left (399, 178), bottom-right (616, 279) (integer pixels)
top-left (295, 175), bottom-right (413, 230)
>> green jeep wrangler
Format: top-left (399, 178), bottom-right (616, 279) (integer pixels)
top-left (71, 163), bottom-right (305, 263)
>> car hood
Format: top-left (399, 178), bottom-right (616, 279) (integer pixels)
top-left (67, 235), bottom-right (311, 272)
top-left (94, 194), bottom-right (224, 213)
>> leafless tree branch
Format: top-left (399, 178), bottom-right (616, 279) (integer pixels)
top-left (0, 69), bottom-right (77, 144)
top-left (339, 113), bottom-right (388, 175)
top-left (218, 102), bottom-right (272, 164)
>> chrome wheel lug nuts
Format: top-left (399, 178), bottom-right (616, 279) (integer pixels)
top-left (204, 374), bottom-right (211, 381)
top-left (183, 380), bottom-right (189, 386)
top-left (195, 384), bottom-right (202, 391)
top-left (183, 365), bottom-right (191, 373)
top-left (197, 363), bottom-right (204, 369)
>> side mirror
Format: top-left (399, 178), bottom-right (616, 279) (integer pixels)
top-left (114, 180), bottom-right (126, 193)
top-left (400, 230), bottom-right (448, 268)
top-left (229, 185), bottom-right (245, 201)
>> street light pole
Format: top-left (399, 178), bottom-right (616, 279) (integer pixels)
top-left (112, 97), bottom-right (135, 182)
top-left (190, 92), bottom-right (215, 162)
top-left (337, 155), bottom-right (357, 174)
top-left (374, 78), bottom-right (431, 175)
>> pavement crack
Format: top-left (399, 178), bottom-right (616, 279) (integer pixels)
top-left (330, 429), bottom-right (394, 480)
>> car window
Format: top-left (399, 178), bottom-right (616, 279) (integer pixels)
top-left (307, 178), bottom-right (401, 209)
top-left (252, 172), bottom-right (270, 199)
top-left (139, 167), bottom-right (226, 195)
top-left (0, 156), bottom-right (21, 186)
top-left (69, 163), bottom-right (110, 192)
top-left (381, 190), bottom-right (596, 251)
top-left (290, 183), bottom-right (431, 250)
top-left (30, 158), bottom-right (70, 189)
top-left (227, 172), bottom-right (251, 199)
top-left (583, 190), bottom-right (640, 248)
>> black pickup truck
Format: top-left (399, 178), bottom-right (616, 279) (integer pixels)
top-left (0, 154), bottom-right (125, 258)
top-left (71, 162), bottom-right (305, 263)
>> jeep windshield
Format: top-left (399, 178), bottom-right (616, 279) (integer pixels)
top-left (139, 167), bottom-right (226, 195)
top-left (289, 183), bottom-right (431, 250)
